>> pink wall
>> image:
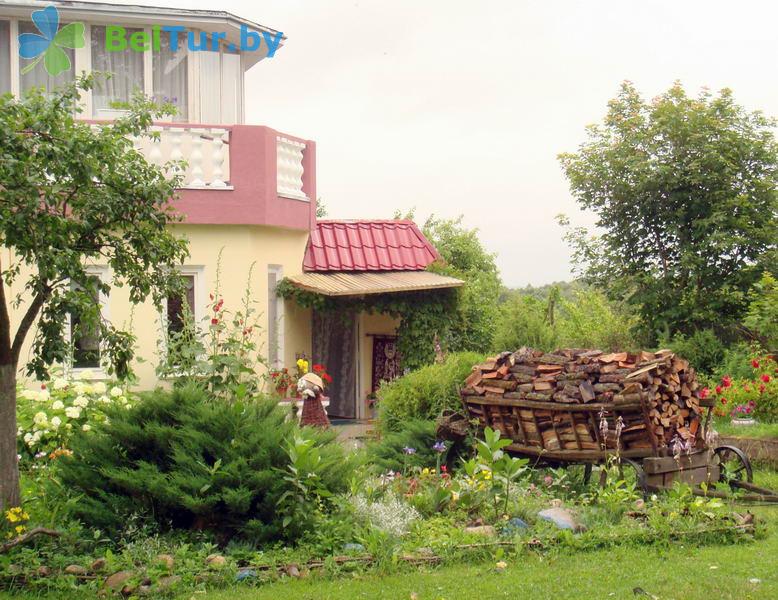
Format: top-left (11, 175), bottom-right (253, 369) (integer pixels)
top-left (171, 124), bottom-right (317, 231)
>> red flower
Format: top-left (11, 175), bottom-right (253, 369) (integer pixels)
top-left (720, 397), bottom-right (727, 405)
top-left (322, 373), bottom-right (333, 383)
top-left (760, 384), bottom-right (767, 394)
top-left (211, 318), bottom-right (219, 325)
top-left (440, 465), bottom-right (447, 473)
top-left (699, 387), bottom-right (710, 400)
top-left (715, 385), bottom-right (722, 395)
top-left (752, 359), bottom-right (760, 369)
top-left (721, 376), bottom-right (732, 389)
top-left (313, 364), bottom-right (325, 373)
top-left (761, 374), bottom-right (771, 383)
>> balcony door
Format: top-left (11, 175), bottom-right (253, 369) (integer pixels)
top-left (312, 309), bottom-right (357, 419)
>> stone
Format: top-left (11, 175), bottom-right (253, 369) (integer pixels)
top-left (286, 564), bottom-right (301, 578)
top-left (104, 570), bottom-right (133, 591)
top-left (236, 568), bottom-right (257, 582)
top-left (538, 507), bottom-right (586, 532)
top-left (64, 564), bottom-right (88, 576)
top-left (157, 575), bottom-right (181, 590)
top-left (343, 543), bottom-right (365, 553)
top-left (464, 525), bottom-right (497, 537)
top-left (137, 585), bottom-right (152, 596)
top-left (90, 558), bottom-right (107, 572)
top-left (36, 565), bottom-right (51, 577)
top-left (156, 553), bottom-right (174, 571)
top-left (205, 554), bottom-right (227, 569)
top-left (500, 517), bottom-right (529, 537)
top-left (121, 583), bottom-right (137, 596)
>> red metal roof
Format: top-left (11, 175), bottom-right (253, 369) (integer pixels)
top-left (303, 220), bottom-right (441, 272)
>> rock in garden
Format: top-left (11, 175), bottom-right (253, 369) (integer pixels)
top-left (236, 568), bottom-right (257, 582)
top-left (64, 564), bottom-right (88, 576)
top-left (156, 554), bottom-right (174, 571)
top-left (286, 564), bottom-right (301, 578)
top-left (156, 575), bottom-right (181, 590)
top-left (538, 507), bottom-right (586, 532)
top-left (343, 542), bottom-right (365, 553)
top-left (464, 525), bottom-right (497, 537)
top-left (103, 570), bottom-right (133, 591)
top-left (205, 554), bottom-right (227, 569)
top-left (500, 517), bottom-right (529, 537)
top-left (36, 566), bottom-right (51, 577)
top-left (90, 558), bottom-right (107, 572)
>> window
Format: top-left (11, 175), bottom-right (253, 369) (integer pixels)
top-left (91, 25), bottom-right (144, 117)
top-left (162, 268), bottom-right (203, 369)
top-left (19, 21), bottom-right (75, 95)
top-left (69, 272), bottom-right (107, 371)
top-left (267, 266), bottom-right (284, 368)
top-left (0, 21), bottom-right (10, 94)
top-left (166, 275), bottom-right (195, 337)
top-left (153, 37), bottom-right (187, 121)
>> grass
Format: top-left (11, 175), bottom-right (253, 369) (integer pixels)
top-left (713, 417), bottom-right (778, 440)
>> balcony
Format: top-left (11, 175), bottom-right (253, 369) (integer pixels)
top-left (131, 123), bottom-right (316, 231)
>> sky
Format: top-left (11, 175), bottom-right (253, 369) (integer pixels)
top-left (119, 0), bottom-right (778, 286)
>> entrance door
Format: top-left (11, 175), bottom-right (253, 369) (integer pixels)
top-left (312, 309), bottom-right (357, 419)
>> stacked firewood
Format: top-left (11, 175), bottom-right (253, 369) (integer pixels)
top-left (461, 347), bottom-right (708, 452)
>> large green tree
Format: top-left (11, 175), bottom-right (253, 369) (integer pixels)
top-left (0, 77), bottom-right (189, 510)
top-left (559, 82), bottom-right (778, 343)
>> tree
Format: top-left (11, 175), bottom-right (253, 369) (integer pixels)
top-left (558, 82), bottom-right (778, 343)
top-left (0, 77), bottom-right (189, 510)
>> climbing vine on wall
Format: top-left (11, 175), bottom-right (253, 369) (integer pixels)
top-left (276, 279), bottom-right (459, 370)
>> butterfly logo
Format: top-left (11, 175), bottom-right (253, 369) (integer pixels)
top-left (18, 4), bottom-right (85, 76)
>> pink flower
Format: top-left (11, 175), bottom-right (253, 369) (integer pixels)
top-left (715, 385), bottom-right (722, 395)
top-left (211, 318), bottom-right (219, 325)
top-left (543, 475), bottom-right (553, 486)
top-left (760, 384), bottom-right (766, 394)
top-left (699, 387), bottom-right (710, 400)
top-left (752, 359), bottom-right (760, 369)
top-left (721, 376), bottom-right (732, 389)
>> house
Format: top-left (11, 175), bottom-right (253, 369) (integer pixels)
top-left (2, 0), bottom-right (462, 419)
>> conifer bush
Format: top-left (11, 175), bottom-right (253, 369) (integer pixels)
top-left (56, 385), bottom-right (351, 543)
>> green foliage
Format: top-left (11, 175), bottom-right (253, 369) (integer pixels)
top-left (16, 373), bottom-right (132, 462)
top-left (745, 272), bottom-right (778, 350)
top-left (559, 81), bottom-right (778, 344)
top-left (157, 252), bottom-right (267, 401)
top-left (366, 420), bottom-right (439, 473)
top-left (377, 352), bottom-right (483, 430)
top-left (492, 295), bottom-right (558, 352)
top-left (0, 75), bottom-right (189, 379)
top-left (666, 329), bottom-right (726, 375)
top-left (56, 385), bottom-right (351, 543)
top-left (716, 342), bottom-right (765, 380)
top-left (422, 215), bottom-right (502, 354)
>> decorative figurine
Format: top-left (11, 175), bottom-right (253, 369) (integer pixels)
top-left (297, 372), bottom-right (330, 428)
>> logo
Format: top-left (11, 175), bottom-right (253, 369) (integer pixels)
top-left (18, 3), bottom-right (283, 78)
top-left (19, 5), bottom-right (85, 76)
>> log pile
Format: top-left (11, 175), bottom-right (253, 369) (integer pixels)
top-left (461, 347), bottom-right (710, 454)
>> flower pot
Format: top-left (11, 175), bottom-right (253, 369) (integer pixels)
top-left (731, 417), bottom-right (756, 426)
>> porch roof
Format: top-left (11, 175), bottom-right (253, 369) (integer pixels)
top-left (286, 270), bottom-right (464, 297)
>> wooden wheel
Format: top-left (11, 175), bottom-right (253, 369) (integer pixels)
top-left (619, 458), bottom-right (648, 495)
top-left (714, 445), bottom-right (753, 486)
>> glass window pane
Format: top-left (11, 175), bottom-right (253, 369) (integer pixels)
top-left (167, 275), bottom-right (195, 335)
top-left (71, 276), bottom-right (101, 369)
top-left (91, 25), bottom-right (144, 117)
top-left (19, 21), bottom-right (75, 95)
top-left (153, 40), bottom-right (187, 121)
top-left (268, 271), bottom-right (278, 366)
top-left (0, 21), bottom-right (10, 94)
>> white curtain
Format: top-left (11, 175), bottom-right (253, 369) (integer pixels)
top-left (19, 21), bottom-right (74, 95)
top-left (91, 26), bottom-right (144, 116)
top-left (0, 21), bottom-right (10, 94)
top-left (153, 40), bottom-right (188, 121)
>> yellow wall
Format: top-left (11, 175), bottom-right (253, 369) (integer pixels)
top-left (356, 311), bottom-right (400, 419)
top-left (6, 224), bottom-right (312, 390)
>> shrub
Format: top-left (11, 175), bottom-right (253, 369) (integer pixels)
top-left (557, 290), bottom-right (640, 351)
top-left (709, 354), bottom-right (778, 421)
top-left (56, 385), bottom-right (351, 543)
top-left (367, 420), bottom-right (440, 473)
top-left (492, 295), bottom-right (557, 352)
top-left (377, 352), bottom-right (483, 430)
top-left (16, 372), bottom-right (133, 464)
top-left (667, 329), bottom-right (726, 375)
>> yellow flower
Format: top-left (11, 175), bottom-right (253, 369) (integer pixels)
top-left (296, 359), bottom-right (309, 374)
top-left (15, 525), bottom-right (25, 535)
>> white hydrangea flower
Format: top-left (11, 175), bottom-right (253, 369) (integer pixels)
top-left (38, 389), bottom-right (50, 402)
top-left (73, 396), bottom-right (89, 408)
top-left (51, 416), bottom-right (62, 430)
top-left (73, 382), bottom-right (86, 395)
top-left (65, 406), bottom-right (82, 419)
top-left (51, 400), bottom-right (65, 410)
top-left (81, 424), bottom-right (91, 432)
top-left (98, 395), bottom-right (110, 404)
top-left (110, 386), bottom-right (123, 397)
top-left (23, 432), bottom-right (33, 444)
top-left (92, 382), bottom-right (107, 395)
top-left (21, 389), bottom-right (38, 401)
top-left (33, 411), bottom-right (48, 425)
top-left (53, 377), bottom-right (69, 390)
top-left (32, 430), bottom-right (42, 442)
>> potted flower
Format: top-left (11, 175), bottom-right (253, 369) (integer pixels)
top-left (731, 401), bottom-right (757, 426)
top-left (270, 368), bottom-right (293, 397)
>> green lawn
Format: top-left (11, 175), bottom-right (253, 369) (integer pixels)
top-left (714, 417), bottom-right (778, 440)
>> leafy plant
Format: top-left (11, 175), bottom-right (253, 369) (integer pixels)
top-left (367, 420), bottom-right (440, 472)
top-left (667, 329), bottom-right (726, 375)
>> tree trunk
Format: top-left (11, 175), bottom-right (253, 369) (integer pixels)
top-left (0, 363), bottom-right (20, 511)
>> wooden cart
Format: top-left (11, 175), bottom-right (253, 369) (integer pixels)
top-left (461, 391), bottom-right (763, 495)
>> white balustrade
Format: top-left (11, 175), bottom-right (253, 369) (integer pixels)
top-left (132, 127), bottom-right (232, 190)
top-left (276, 136), bottom-right (308, 200)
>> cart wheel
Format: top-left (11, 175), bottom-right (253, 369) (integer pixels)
top-left (619, 458), bottom-right (648, 495)
top-left (714, 445), bottom-right (753, 486)
top-left (583, 463), bottom-right (593, 486)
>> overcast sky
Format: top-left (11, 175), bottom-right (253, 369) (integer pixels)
top-left (121, 0), bottom-right (778, 286)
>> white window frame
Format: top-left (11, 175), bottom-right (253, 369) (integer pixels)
top-left (65, 266), bottom-right (110, 380)
top-left (267, 265), bottom-right (285, 369)
top-left (159, 266), bottom-right (205, 372)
